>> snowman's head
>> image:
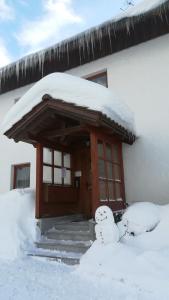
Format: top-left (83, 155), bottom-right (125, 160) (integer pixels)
top-left (95, 206), bottom-right (114, 224)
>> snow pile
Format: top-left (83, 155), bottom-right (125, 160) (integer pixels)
top-left (0, 189), bottom-right (36, 260)
top-left (78, 202), bottom-right (169, 283)
top-left (1, 72), bottom-right (135, 134)
top-left (119, 202), bottom-right (161, 236)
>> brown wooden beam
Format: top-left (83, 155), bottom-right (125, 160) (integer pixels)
top-left (36, 143), bottom-right (43, 218)
top-left (29, 134), bottom-right (71, 152)
top-left (90, 128), bottom-right (100, 217)
top-left (42, 125), bottom-right (89, 138)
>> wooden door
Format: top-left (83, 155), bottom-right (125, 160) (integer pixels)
top-left (90, 129), bottom-right (126, 214)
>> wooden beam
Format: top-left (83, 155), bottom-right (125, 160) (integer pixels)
top-left (90, 128), bottom-right (100, 217)
top-left (28, 133), bottom-right (70, 151)
top-left (43, 125), bottom-right (89, 138)
top-left (36, 143), bottom-right (43, 218)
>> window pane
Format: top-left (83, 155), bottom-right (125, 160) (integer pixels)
top-left (54, 151), bottom-right (62, 166)
top-left (64, 169), bottom-right (71, 185)
top-left (112, 144), bottom-right (120, 163)
top-left (107, 162), bottom-right (113, 179)
top-left (98, 159), bottom-right (106, 178)
top-left (54, 168), bottom-right (62, 184)
top-left (98, 141), bottom-right (104, 157)
top-left (15, 166), bottom-right (30, 188)
top-left (43, 166), bottom-right (52, 183)
top-left (115, 183), bottom-right (122, 201)
top-left (113, 165), bottom-right (121, 180)
top-left (106, 144), bottom-right (112, 160)
top-left (43, 148), bottom-right (52, 165)
top-left (63, 153), bottom-right (70, 168)
top-left (108, 182), bottom-right (115, 201)
top-left (99, 180), bottom-right (107, 201)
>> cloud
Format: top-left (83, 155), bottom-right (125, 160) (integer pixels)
top-left (16, 0), bottom-right (83, 53)
top-left (0, 39), bottom-right (11, 67)
top-left (0, 0), bottom-right (14, 21)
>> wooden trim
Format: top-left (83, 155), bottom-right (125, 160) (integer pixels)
top-left (90, 129), bottom-right (100, 216)
top-left (43, 124), bottom-right (89, 138)
top-left (84, 70), bottom-right (108, 87)
top-left (13, 163), bottom-right (30, 189)
top-left (36, 143), bottom-right (43, 218)
top-left (119, 143), bottom-right (126, 209)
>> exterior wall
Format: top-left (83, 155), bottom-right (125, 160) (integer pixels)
top-left (1, 33), bottom-right (169, 205)
top-left (0, 84), bottom-right (35, 193)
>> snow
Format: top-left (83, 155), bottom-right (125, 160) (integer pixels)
top-left (1, 72), bottom-right (135, 134)
top-left (78, 202), bottom-right (169, 299)
top-left (0, 192), bottom-right (169, 298)
top-left (95, 206), bottom-right (119, 244)
top-left (125, 0), bottom-right (166, 17)
top-left (0, 188), bottom-right (36, 260)
top-left (119, 202), bottom-right (161, 236)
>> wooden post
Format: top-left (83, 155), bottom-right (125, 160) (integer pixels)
top-left (90, 129), bottom-right (99, 217)
top-left (36, 143), bottom-right (43, 218)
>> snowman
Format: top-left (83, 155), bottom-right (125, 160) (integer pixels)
top-left (95, 206), bottom-right (119, 245)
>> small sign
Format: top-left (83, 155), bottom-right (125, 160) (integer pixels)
top-left (75, 171), bottom-right (82, 177)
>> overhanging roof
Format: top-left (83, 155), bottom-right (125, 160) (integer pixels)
top-left (4, 95), bottom-right (135, 145)
top-left (0, 0), bottom-right (169, 94)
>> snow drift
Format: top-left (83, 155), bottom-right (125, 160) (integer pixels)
top-left (0, 189), bottom-right (36, 260)
top-left (78, 202), bottom-right (169, 283)
top-left (1, 72), bottom-right (135, 134)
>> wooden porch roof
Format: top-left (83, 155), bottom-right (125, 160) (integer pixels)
top-left (4, 94), bottom-right (135, 146)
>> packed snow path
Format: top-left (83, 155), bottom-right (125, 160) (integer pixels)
top-left (0, 256), bottom-right (169, 300)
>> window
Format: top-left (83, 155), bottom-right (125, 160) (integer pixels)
top-left (85, 71), bottom-right (108, 87)
top-left (97, 141), bottom-right (123, 203)
top-left (13, 163), bottom-right (30, 189)
top-left (43, 148), bottom-right (71, 186)
top-left (14, 98), bottom-right (20, 104)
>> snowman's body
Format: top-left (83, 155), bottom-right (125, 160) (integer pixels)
top-left (95, 206), bottom-right (119, 245)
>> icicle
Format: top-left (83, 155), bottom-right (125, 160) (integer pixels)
top-left (107, 26), bottom-right (113, 53)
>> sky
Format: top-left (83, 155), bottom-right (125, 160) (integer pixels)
top-left (0, 0), bottom-right (138, 68)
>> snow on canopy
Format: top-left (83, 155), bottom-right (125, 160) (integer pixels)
top-left (1, 72), bottom-right (135, 134)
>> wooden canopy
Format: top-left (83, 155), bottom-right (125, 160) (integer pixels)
top-left (4, 94), bottom-right (135, 146)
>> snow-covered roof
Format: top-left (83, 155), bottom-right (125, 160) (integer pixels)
top-left (0, 0), bottom-right (168, 95)
top-left (118, 0), bottom-right (167, 18)
top-left (1, 73), bottom-right (135, 135)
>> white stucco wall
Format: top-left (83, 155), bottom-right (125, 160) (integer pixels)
top-left (0, 85), bottom-right (36, 193)
top-left (1, 33), bottom-right (169, 205)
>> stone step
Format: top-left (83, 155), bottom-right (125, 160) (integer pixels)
top-left (52, 221), bottom-right (90, 232)
top-left (46, 229), bottom-right (92, 241)
top-left (28, 249), bottom-right (82, 265)
top-left (36, 239), bottom-right (91, 253)
top-left (38, 214), bottom-right (85, 234)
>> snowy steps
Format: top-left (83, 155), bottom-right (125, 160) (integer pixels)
top-left (30, 217), bottom-right (95, 265)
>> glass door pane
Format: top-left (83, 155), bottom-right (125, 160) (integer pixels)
top-left (43, 148), bottom-right (52, 164)
top-left (98, 159), bottom-right (106, 178)
top-left (54, 151), bottom-right (62, 166)
top-left (43, 166), bottom-right (52, 183)
top-left (54, 168), bottom-right (62, 184)
top-left (99, 180), bottom-right (107, 202)
top-left (63, 153), bottom-right (70, 168)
